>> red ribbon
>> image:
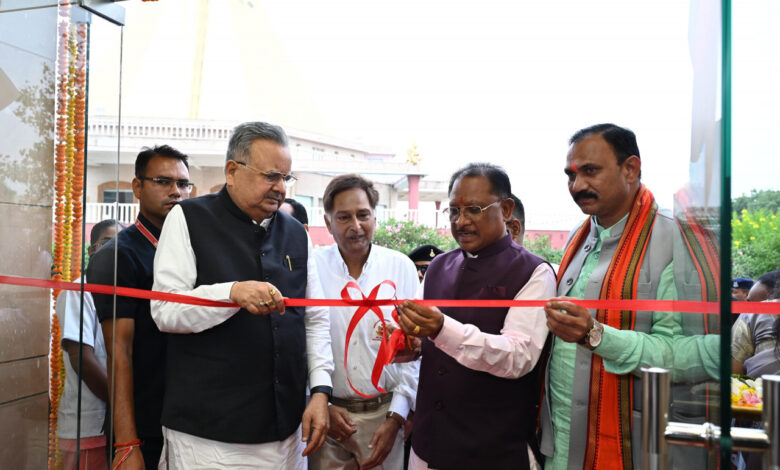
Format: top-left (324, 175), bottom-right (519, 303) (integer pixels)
top-left (3, 274), bottom-right (780, 314)
top-left (340, 280), bottom-right (407, 398)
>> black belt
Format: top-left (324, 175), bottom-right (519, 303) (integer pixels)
top-left (330, 392), bottom-right (393, 413)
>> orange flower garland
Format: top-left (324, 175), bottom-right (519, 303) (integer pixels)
top-left (49, 2), bottom-right (80, 467)
top-left (69, 25), bottom-right (87, 281)
top-left (61, 28), bottom-right (77, 284)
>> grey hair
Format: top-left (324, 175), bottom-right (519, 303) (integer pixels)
top-left (226, 122), bottom-right (289, 163)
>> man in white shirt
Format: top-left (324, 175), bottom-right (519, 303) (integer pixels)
top-left (309, 174), bottom-right (419, 470)
top-left (150, 122), bottom-right (333, 469)
top-left (57, 219), bottom-right (121, 470)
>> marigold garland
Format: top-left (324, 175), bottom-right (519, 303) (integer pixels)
top-left (69, 25), bottom-right (87, 281)
top-left (61, 28), bottom-right (77, 284)
top-left (49, 2), bottom-right (81, 468)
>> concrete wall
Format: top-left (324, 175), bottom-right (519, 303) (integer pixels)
top-left (0, 6), bottom-right (58, 468)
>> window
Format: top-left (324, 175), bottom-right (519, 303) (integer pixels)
top-left (102, 189), bottom-right (134, 203)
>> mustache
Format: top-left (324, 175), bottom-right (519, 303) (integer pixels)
top-left (573, 190), bottom-right (598, 203)
top-left (264, 191), bottom-right (284, 203)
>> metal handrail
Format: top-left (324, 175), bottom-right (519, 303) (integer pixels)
top-left (641, 368), bottom-right (780, 469)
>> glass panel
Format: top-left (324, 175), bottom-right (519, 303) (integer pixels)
top-left (730, 1), bottom-right (779, 467)
top-left (78, 6), bottom-right (124, 470)
top-left (0, 1), bottom-right (123, 468)
top-left (9, 0), bottom-right (778, 467)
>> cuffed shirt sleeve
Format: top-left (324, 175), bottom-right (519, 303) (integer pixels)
top-left (151, 205), bottom-right (239, 333)
top-left (432, 263), bottom-right (556, 379)
top-left (385, 259), bottom-right (421, 416)
top-left (596, 262), bottom-right (720, 381)
top-left (305, 237), bottom-right (334, 388)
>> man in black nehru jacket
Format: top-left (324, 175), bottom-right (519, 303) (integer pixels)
top-left (151, 121), bottom-right (334, 469)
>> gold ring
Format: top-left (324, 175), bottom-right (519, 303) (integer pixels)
top-left (265, 298), bottom-right (275, 305)
top-left (269, 288), bottom-right (277, 296)
top-left (412, 325), bottom-right (421, 335)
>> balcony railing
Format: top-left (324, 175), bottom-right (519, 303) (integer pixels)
top-left (86, 203), bottom-right (140, 226)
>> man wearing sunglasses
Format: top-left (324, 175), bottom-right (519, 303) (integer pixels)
top-left (150, 122), bottom-right (333, 469)
top-left (88, 145), bottom-right (191, 469)
top-left (397, 163), bottom-right (556, 470)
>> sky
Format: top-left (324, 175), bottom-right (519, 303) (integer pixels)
top-left (93, 0), bottom-right (778, 229)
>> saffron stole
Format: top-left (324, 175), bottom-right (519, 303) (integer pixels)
top-left (556, 185), bottom-right (658, 470)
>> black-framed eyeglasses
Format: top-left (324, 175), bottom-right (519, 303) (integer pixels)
top-left (442, 200), bottom-right (501, 222)
top-left (235, 161), bottom-right (297, 188)
top-left (416, 265), bottom-right (429, 276)
top-left (139, 176), bottom-right (194, 190)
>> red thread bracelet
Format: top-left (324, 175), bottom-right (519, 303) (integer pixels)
top-left (113, 439), bottom-right (142, 448)
top-left (113, 439), bottom-right (142, 470)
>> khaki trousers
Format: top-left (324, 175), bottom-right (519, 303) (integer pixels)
top-left (309, 402), bottom-right (403, 470)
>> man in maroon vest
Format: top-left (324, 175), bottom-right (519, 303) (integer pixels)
top-left (397, 163), bottom-right (556, 470)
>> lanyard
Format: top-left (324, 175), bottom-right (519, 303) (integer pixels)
top-left (135, 219), bottom-right (158, 248)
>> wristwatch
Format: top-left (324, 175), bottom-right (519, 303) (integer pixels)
top-left (310, 385), bottom-right (333, 400)
top-left (578, 319), bottom-right (604, 350)
top-left (386, 411), bottom-right (405, 427)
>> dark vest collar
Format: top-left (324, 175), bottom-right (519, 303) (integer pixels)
top-left (218, 184), bottom-right (276, 227)
top-left (218, 185), bottom-right (253, 224)
top-left (461, 233), bottom-right (513, 259)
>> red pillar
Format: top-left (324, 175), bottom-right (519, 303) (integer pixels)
top-left (407, 174), bottom-right (420, 222)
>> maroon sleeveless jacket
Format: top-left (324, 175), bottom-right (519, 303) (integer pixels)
top-left (412, 234), bottom-right (548, 470)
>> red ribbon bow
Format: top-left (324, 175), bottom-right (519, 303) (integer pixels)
top-left (341, 280), bottom-right (408, 398)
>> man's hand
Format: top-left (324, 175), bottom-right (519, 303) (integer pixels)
top-left (403, 411), bottom-right (414, 441)
top-left (229, 281), bottom-right (285, 315)
top-left (327, 405), bottom-right (357, 441)
top-left (544, 296), bottom-right (593, 343)
top-left (392, 335), bottom-right (422, 363)
top-left (383, 324), bottom-right (421, 363)
top-left (111, 446), bottom-right (145, 470)
top-left (301, 392), bottom-right (330, 456)
top-left (397, 301), bottom-right (445, 339)
top-left (360, 417), bottom-right (402, 469)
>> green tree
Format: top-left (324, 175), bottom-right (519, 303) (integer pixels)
top-left (373, 218), bottom-right (457, 255)
top-left (733, 189), bottom-right (780, 214)
top-left (524, 235), bottom-right (564, 265)
top-left (732, 209), bottom-right (780, 278)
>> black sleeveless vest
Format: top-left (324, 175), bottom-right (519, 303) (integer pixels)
top-left (412, 234), bottom-right (548, 469)
top-left (161, 186), bottom-right (309, 443)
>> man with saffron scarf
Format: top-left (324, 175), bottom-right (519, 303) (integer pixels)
top-left (540, 123), bottom-right (718, 469)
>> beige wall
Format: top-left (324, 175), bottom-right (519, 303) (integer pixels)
top-left (0, 5), bottom-right (58, 468)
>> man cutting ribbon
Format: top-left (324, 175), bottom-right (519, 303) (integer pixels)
top-left (398, 163), bottom-right (556, 470)
top-left (150, 122), bottom-right (334, 469)
top-left (540, 123), bottom-right (720, 469)
top-left (310, 174), bottom-right (419, 470)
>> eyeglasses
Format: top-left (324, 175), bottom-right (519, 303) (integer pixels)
top-left (235, 161), bottom-right (297, 188)
top-left (416, 265), bottom-right (429, 276)
top-left (443, 200), bottom-right (502, 222)
top-left (139, 176), bottom-right (194, 190)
